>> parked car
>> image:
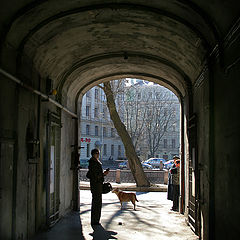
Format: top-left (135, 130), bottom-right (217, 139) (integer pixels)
top-left (141, 162), bottom-right (153, 169)
top-left (144, 158), bottom-right (166, 168)
top-left (118, 161), bottom-right (128, 169)
top-left (163, 159), bottom-right (175, 169)
top-left (118, 161), bottom-right (153, 170)
top-left (80, 159), bottom-right (89, 168)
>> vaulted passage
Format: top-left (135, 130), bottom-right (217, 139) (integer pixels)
top-left (0, 1), bottom-right (239, 240)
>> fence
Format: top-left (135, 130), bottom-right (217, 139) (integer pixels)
top-left (79, 169), bottom-right (168, 184)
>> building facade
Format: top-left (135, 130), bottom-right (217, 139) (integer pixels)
top-left (124, 80), bottom-right (180, 160)
top-left (79, 85), bottom-right (125, 165)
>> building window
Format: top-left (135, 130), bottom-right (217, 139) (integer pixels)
top-left (87, 144), bottom-right (90, 157)
top-left (86, 106), bottom-right (90, 116)
top-left (86, 124), bottom-right (90, 135)
top-left (103, 144), bottom-right (107, 156)
top-left (95, 126), bottom-right (99, 136)
top-left (118, 145), bottom-right (121, 157)
top-left (103, 127), bottom-right (106, 137)
top-left (95, 88), bottom-right (99, 100)
top-left (94, 107), bottom-right (98, 118)
top-left (156, 92), bottom-right (161, 100)
top-left (111, 128), bottom-right (115, 137)
top-left (111, 144), bottom-right (114, 156)
top-left (172, 139), bottom-right (176, 148)
top-left (164, 139), bottom-right (167, 148)
top-left (137, 93), bottom-right (141, 100)
top-left (86, 91), bottom-right (91, 97)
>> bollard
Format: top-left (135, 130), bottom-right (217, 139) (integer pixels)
top-left (159, 160), bottom-right (164, 170)
top-left (116, 169), bottom-right (121, 183)
top-left (164, 170), bottom-right (168, 184)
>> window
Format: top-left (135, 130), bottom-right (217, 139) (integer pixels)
top-left (95, 88), bottom-right (99, 100)
top-left (86, 125), bottom-right (90, 135)
top-left (118, 145), bottom-right (121, 157)
top-left (94, 107), bottom-right (98, 118)
top-left (172, 139), bottom-right (176, 148)
top-left (103, 127), bottom-right (106, 137)
top-left (87, 144), bottom-right (90, 157)
top-left (111, 128), bottom-right (115, 137)
top-left (86, 106), bottom-right (90, 117)
top-left (173, 124), bottom-right (176, 132)
top-left (156, 92), bottom-right (161, 100)
top-left (111, 144), bottom-right (114, 156)
top-left (137, 93), bottom-right (141, 100)
top-left (86, 91), bottom-right (91, 97)
top-left (164, 139), bottom-right (167, 148)
top-left (95, 126), bottom-right (99, 136)
top-left (103, 144), bottom-right (107, 156)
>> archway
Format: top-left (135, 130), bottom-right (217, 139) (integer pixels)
top-left (1, 1), bottom-right (228, 239)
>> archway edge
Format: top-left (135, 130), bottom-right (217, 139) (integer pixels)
top-left (60, 53), bottom-right (190, 109)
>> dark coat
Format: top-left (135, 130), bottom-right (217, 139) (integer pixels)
top-left (88, 157), bottom-right (104, 193)
top-left (167, 171), bottom-right (174, 200)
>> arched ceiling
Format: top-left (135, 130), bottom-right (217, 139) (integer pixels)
top-left (2, 0), bottom-right (239, 100)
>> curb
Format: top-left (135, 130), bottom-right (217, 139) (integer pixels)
top-left (80, 182), bottom-right (167, 192)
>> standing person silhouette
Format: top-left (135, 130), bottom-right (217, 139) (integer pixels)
top-left (87, 148), bottom-right (109, 227)
top-left (170, 156), bottom-right (180, 211)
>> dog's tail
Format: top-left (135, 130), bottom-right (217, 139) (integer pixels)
top-left (135, 195), bottom-right (139, 202)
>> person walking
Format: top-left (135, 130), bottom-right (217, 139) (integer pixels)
top-left (87, 148), bottom-right (109, 227)
top-left (170, 156), bottom-right (180, 211)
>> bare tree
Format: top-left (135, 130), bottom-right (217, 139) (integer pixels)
top-left (100, 81), bottom-right (150, 187)
top-left (124, 84), bottom-right (178, 158)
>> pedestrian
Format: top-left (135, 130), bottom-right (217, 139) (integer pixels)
top-left (170, 155), bottom-right (180, 211)
top-left (167, 157), bottom-right (176, 201)
top-left (87, 148), bottom-right (109, 227)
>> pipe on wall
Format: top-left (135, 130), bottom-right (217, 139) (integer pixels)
top-left (0, 68), bottom-right (78, 119)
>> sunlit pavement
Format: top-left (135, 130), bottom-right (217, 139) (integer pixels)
top-left (80, 190), bottom-right (198, 240)
top-left (32, 190), bottom-right (198, 240)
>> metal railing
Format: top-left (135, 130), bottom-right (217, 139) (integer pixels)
top-left (79, 169), bottom-right (168, 184)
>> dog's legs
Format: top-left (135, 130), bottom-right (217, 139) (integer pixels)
top-left (120, 202), bottom-right (123, 209)
top-left (131, 200), bottom-right (136, 210)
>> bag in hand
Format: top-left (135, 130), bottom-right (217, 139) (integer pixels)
top-left (102, 182), bottom-right (112, 194)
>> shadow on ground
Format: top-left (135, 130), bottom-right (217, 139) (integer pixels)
top-left (90, 225), bottom-right (118, 240)
top-left (31, 211), bottom-right (85, 240)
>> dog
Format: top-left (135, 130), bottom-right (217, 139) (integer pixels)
top-left (112, 188), bottom-right (139, 210)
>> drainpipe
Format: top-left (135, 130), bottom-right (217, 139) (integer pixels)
top-left (0, 68), bottom-right (77, 119)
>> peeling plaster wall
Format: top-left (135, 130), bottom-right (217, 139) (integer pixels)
top-left (60, 111), bottom-right (75, 214)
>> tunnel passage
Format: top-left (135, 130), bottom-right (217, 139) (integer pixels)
top-left (4, 2), bottom-right (216, 105)
top-left (1, 1), bottom-right (239, 240)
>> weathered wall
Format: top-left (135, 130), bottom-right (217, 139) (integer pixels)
top-left (0, 56), bottom-right (76, 239)
top-left (192, 66), bottom-right (210, 239)
top-left (59, 109), bottom-right (75, 214)
top-left (0, 75), bottom-right (18, 239)
top-left (210, 32), bottom-right (240, 239)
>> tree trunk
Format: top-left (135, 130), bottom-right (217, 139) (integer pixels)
top-left (103, 82), bottom-right (150, 187)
